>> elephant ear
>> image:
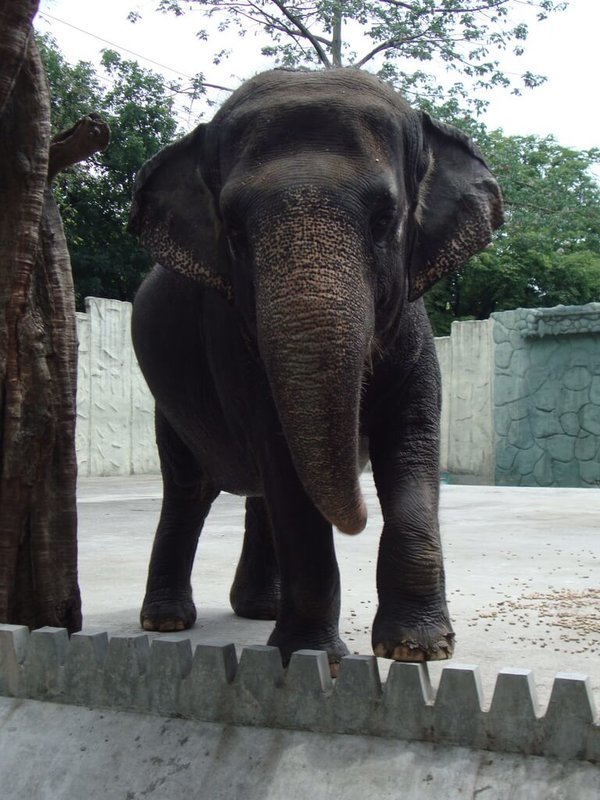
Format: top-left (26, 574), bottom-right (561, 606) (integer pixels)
top-left (129, 124), bottom-right (232, 301)
top-left (408, 112), bottom-right (504, 301)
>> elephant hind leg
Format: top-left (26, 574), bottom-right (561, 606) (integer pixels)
top-left (230, 497), bottom-right (280, 620)
top-left (141, 410), bottom-right (219, 633)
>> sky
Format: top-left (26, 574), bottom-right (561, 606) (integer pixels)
top-left (36, 0), bottom-right (599, 155)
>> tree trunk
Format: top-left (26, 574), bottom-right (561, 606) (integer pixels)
top-left (0, 0), bottom-right (109, 632)
top-left (331, 9), bottom-right (343, 67)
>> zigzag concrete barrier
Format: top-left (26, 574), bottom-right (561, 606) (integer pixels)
top-left (1, 624), bottom-right (599, 764)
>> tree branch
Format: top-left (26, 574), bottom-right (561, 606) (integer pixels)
top-left (378, 0), bottom-right (511, 14)
top-left (48, 114), bottom-right (110, 181)
top-left (267, 0), bottom-right (332, 67)
top-left (201, 81), bottom-right (234, 91)
top-left (354, 28), bottom-right (436, 68)
top-left (216, 3), bottom-right (332, 50)
top-left (331, 9), bottom-right (342, 67)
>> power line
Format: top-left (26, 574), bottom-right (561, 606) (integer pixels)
top-left (38, 19), bottom-right (207, 129)
top-left (91, 69), bottom-right (204, 125)
top-left (38, 11), bottom-right (196, 79)
top-left (38, 11), bottom-right (233, 92)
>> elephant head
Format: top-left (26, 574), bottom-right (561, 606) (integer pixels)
top-left (129, 69), bottom-right (503, 535)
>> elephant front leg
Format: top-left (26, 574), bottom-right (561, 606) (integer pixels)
top-left (371, 475), bottom-right (454, 661)
top-left (261, 447), bottom-right (349, 671)
top-left (369, 388), bottom-right (454, 662)
top-left (141, 412), bottom-right (219, 632)
top-left (230, 497), bottom-right (281, 620)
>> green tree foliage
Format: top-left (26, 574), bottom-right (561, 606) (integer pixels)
top-left (425, 129), bottom-right (600, 333)
top-left (37, 34), bottom-right (182, 307)
top-left (151, 0), bottom-right (567, 112)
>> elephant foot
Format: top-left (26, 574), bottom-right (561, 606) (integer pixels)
top-left (372, 605), bottom-right (455, 662)
top-left (267, 623), bottom-right (349, 676)
top-left (230, 584), bottom-right (280, 620)
top-left (140, 588), bottom-right (197, 632)
top-left (229, 591), bottom-right (279, 619)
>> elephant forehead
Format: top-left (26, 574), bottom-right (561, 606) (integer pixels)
top-left (219, 68), bottom-right (410, 118)
top-left (217, 88), bottom-right (407, 165)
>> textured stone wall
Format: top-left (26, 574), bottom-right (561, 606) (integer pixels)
top-left (76, 298), bottom-right (158, 476)
top-left (493, 304), bottom-right (600, 487)
top-left (1, 624), bottom-right (599, 762)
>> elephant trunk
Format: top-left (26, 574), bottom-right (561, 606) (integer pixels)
top-left (253, 194), bottom-right (372, 534)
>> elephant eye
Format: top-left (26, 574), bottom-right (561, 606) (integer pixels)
top-left (371, 207), bottom-right (398, 247)
top-left (225, 220), bottom-right (247, 261)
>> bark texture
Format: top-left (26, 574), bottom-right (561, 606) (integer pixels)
top-left (0, 0), bottom-right (109, 631)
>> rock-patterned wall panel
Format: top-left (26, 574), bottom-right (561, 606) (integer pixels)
top-left (493, 304), bottom-right (600, 487)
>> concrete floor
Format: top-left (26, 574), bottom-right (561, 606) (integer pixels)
top-left (77, 474), bottom-right (600, 707)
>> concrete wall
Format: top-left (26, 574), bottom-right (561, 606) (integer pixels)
top-left (76, 298), bottom-right (158, 476)
top-left (75, 298), bottom-right (600, 486)
top-left (493, 303), bottom-right (600, 487)
top-left (436, 319), bottom-right (495, 484)
top-left (4, 697), bottom-right (600, 800)
top-left (1, 624), bottom-right (599, 764)
top-left (75, 297), bottom-right (497, 480)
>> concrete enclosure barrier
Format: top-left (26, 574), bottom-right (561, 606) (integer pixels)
top-left (76, 298), bottom-right (600, 485)
top-left (1, 624), bottom-right (599, 763)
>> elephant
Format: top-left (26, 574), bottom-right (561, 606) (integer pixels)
top-left (129, 67), bottom-right (503, 670)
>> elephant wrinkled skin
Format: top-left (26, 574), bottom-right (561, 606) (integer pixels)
top-left (129, 68), bottom-right (503, 669)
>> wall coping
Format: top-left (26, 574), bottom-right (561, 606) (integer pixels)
top-left (493, 302), bottom-right (600, 339)
top-left (1, 625), bottom-right (598, 763)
